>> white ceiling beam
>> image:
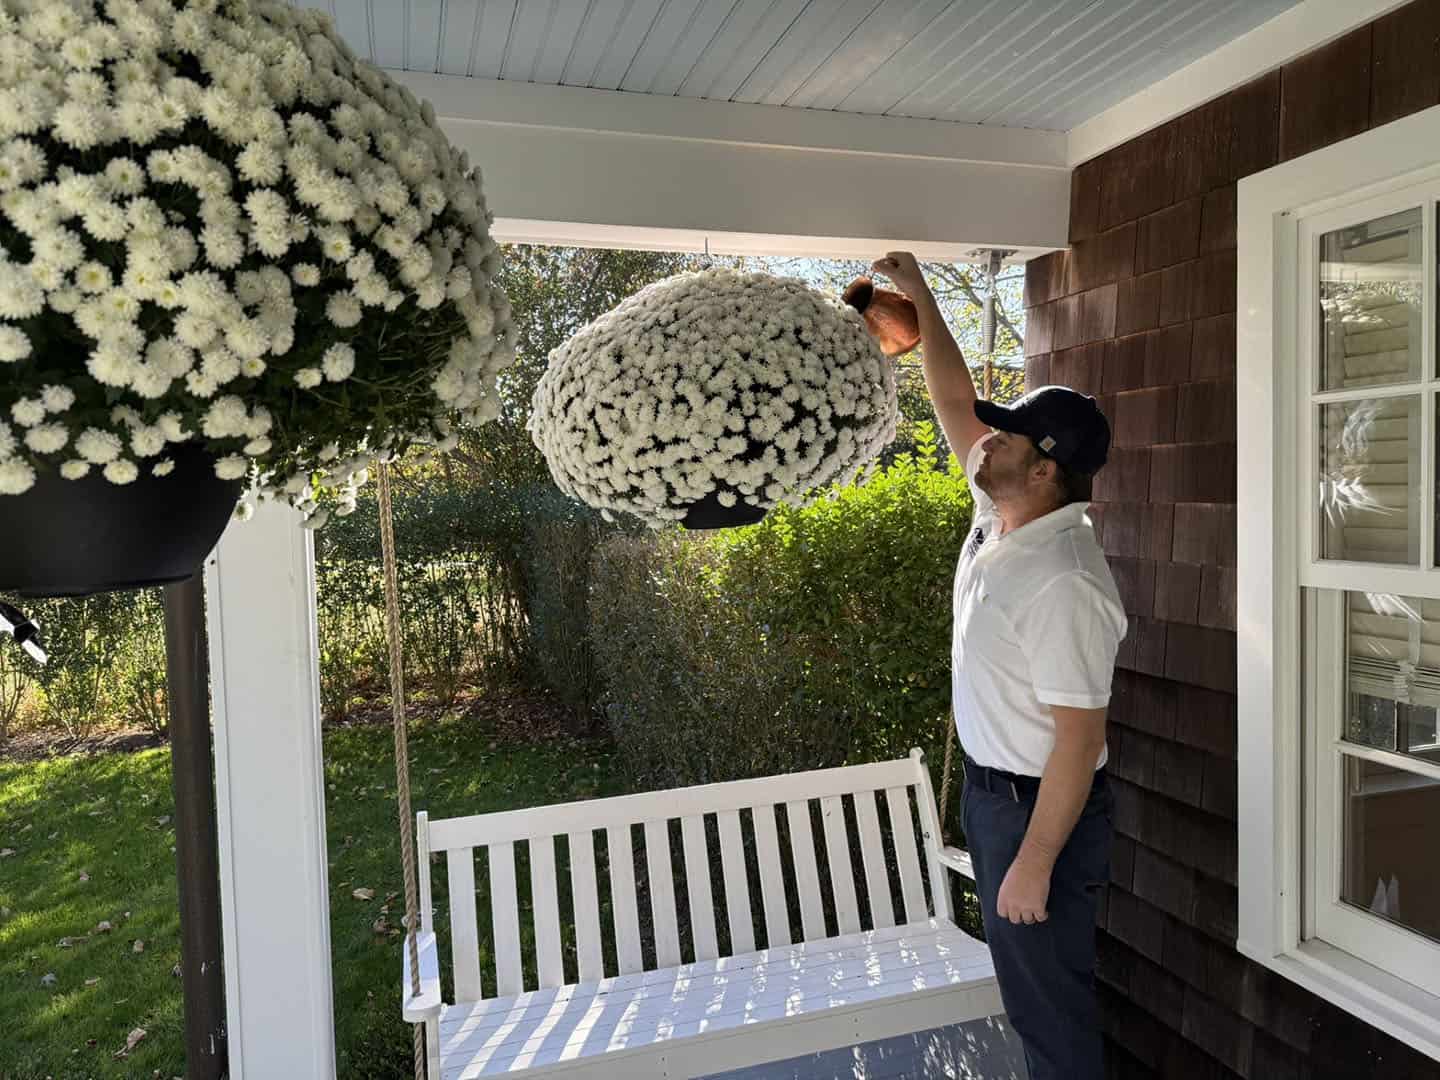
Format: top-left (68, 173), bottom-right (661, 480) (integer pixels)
top-left (389, 72), bottom-right (1070, 263)
top-left (1067, 0), bottom-right (1414, 167)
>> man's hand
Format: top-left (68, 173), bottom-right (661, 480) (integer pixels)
top-left (995, 854), bottom-right (1052, 925)
top-left (871, 251), bottom-right (930, 302)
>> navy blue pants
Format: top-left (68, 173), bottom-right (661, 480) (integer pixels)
top-left (961, 761), bottom-right (1112, 1080)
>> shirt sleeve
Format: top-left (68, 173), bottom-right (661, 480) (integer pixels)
top-left (1013, 571), bottom-right (1125, 709)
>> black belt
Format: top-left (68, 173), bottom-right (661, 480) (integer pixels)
top-left (963, 755), bottom-right (1106, 802)
top-left (963, 755), bottom-right (1042, 801)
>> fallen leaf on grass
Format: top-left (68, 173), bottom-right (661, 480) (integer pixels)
top-left (371, 916), bottom-right (389, 934)
top-left (39, 972), bottom-right (57, 987)
top-left (96, 920), bottom-right (113, 933)
top-left (132, 940), bottom-right (145, 953)
top-left (85, 977), bottom-right (100, 986)
top-left (78, 870), bottom-right (89, 882)
top-left (352, 887), bottom-right (375, 901)
top-left (171, 963), bottom-right (181, 977)
top-left (0, 848), bottom-right (14, 857)
top-left (114, 1027), bottom-right (146, 1058)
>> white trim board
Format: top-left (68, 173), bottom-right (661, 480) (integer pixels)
top-left (1237, 99), bottom-right (1440, 1061)
top-left (1068, 0), bottom-right (1413, 167)
top-left (390, 72), bottom-right (1070, 260)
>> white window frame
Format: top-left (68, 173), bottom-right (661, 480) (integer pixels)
top-left (1239, 103), bottom-right (1440, 1062)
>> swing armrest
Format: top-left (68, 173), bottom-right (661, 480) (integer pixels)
top-left (937, 845), bottom-right (975, 883)
top-left (402, 932), bottom-right (443, 1022)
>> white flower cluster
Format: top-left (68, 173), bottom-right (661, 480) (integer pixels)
top-left (0, 0), bottom-right (512, 520)
top-left (529, 269), bottom-right (898, 528)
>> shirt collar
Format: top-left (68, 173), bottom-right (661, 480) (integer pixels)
top-left (991, 501), bottom-right (1091, 549)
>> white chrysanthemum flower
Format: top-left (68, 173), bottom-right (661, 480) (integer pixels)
top-left (322, 343), bottom-right (355, 382)
top-left (24, 424), bottom-right (68, 453)
top-left (215, 455), bottom-right (249, 480)
top-left (240, 356), bottom-right (266, 378)
top-left (325, 291), bottom-right (362, 328)
top-left (0, 264), bottom-right (45, 318)
top-left (41, 386), bottom-right (75, 413)
top-left (158, 414), bottom-right (188, 442)
top-left (0, 459), bottom-right (36, 495)
top-left (80, 203), bottom-right (126, 244)
top-left (76, 428), bottom-right (123, 464)
top-left (104, 459), bottom-right (139, 484)
top-left (10, 398), bottom-right (45, 427)
top-left (291, 263), bottom-right (321, 287)
top-left (131, 427), bottom-right (165, 458)
top-left (152, 458), bottom-right (176, 477)
top-left (295, 367), bottom-right (323, 389)
top-left (0, 326), bottom-right (31, 363)
top-left (104, 157), bottom-right (146, 196)
top-left (60, 460), bottom-right (92, 480)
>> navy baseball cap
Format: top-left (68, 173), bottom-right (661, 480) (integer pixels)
top-left (974, 386), bottom-right (1111, 476)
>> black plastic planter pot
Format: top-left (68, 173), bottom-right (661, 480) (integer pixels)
top-left (680, 489), bottom-right (768, 530)
top-left (0, 442), bottom-right (243, 598)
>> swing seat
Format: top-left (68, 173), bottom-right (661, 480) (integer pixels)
top-left (401, 750), bottom-right (1004, 1079)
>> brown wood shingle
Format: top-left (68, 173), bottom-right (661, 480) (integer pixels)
top-left (1279, 25), bottom-right (1373, 162)
top-left (1370, 0), bottom-right (1440, 127)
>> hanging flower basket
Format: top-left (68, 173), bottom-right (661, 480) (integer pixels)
top-left (0, 0), bottom-right (512, 595)
top-left (528, 269), bottom-right (898, 529)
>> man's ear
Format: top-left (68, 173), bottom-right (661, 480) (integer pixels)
top-left (1031, 455), bottom-right (1057, 484)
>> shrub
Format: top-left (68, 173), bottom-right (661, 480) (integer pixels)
top-left (589, 534), bottom-right (857, 790)
top-left (25, 592), bottom-right (134, 741)
top-left (714, 423), bottom-right (971, 772)
top-left (116, 589), bottom-right (169, 736)
top-left (588, 424), bottom-right (973, 833)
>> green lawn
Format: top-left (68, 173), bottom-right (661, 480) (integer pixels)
top-left (0, 710), bottom-right (620, 1079)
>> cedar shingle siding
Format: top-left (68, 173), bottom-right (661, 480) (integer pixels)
top-left (1024, 2), bottom-right (1440, 1075)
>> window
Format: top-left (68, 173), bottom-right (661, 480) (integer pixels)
top-left (1239, 111), bottom-right (1440, 1062)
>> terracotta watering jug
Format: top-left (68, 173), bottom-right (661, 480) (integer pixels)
top-left (842, 276), bottom-right (921, 357)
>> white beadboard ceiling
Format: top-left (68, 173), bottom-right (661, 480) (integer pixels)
top-left (310, 0), bottom-right (1302, 132)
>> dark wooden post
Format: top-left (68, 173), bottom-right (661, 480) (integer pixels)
top-left (164, 573), bottom-right (228, 1079)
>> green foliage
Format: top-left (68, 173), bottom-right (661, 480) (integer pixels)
top-left (115, 590), bottom-right (169, 736)
top-left (589, 534), bottom-right (857, 790)
top-left (24, 593), bottom-right (135, 742)
top-left (715, 423), bottom-right (972, 767)
top-left (588, 424), bottom-right (973, 806)
top-left (0, 705), bottom-right (621, 1078)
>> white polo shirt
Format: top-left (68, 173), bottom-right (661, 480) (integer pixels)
top-left (952, 438), bottom-right (1127, 776)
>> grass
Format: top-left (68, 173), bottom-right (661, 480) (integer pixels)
top-left (0, 708), bottom-right (621, 1080)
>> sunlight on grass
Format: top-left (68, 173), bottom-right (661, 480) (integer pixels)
top-left (1, 713), bottom-right (617, 1078)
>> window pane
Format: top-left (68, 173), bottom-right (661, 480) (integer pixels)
top-left (1321, 398), bottom-right (1420, 563)
top-left (1341, 754), bottom-right (1440, 944)
top-left (1320, 208), bottom-right (1422, 391)
top-left (1345, 592), bottom-right (1440, 764)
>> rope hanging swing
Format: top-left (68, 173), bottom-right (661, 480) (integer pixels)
top-left (377, 462), bottom-right (427, 1080)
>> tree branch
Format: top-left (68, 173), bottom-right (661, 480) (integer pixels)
top-left (927, 264), bottom-right (1024, 352)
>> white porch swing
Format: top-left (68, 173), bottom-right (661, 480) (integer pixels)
top-left (374, 469), bottom-right (1005, 1080)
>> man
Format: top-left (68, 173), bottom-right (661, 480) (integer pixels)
top-left (872, 252), bottom-right (1125, 1079)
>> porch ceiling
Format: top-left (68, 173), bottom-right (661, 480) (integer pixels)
top-left (310, 0), bottom-right (1300, 133)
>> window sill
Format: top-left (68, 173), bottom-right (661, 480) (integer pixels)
top-left (1239, 937), bottom-right (1440, 1062)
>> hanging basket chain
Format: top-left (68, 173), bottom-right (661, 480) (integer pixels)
top-left (378, 462), bottom-right (426, 1080)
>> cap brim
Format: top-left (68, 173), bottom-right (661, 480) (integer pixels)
top-left (974, 399), bottom-right (1020, 432)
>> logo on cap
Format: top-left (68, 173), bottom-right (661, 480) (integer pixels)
top-left (1039, 436), bottom-right (1056, 452)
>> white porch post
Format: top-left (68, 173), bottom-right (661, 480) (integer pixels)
top-left (204, 500), bottom-right (337, 1079)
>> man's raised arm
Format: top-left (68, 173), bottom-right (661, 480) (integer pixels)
top-left (871, 251), bottom-right (992, 462)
